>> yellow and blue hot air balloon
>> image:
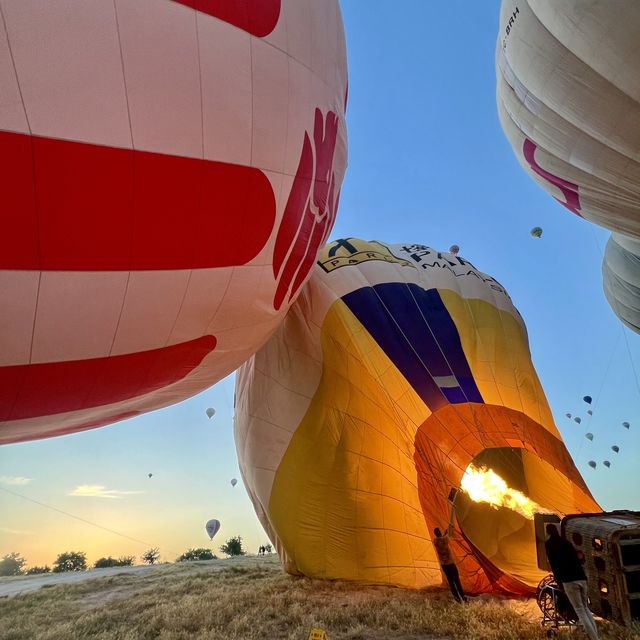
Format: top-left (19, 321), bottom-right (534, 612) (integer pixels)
top-left (235, 238), bottom-right (598, 595)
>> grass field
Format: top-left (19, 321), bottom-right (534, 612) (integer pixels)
top-left (1, 555), bottom-right (639, 640)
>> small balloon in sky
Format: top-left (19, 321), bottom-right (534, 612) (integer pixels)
top-left (206, 408), bottom-right (216, 419)
top-left (565, 413), bottom-right (572, 419)
top-left (587, 409), bottom-right (593, 416)
top-left (583, 395), bottom-right (592, 404)
top-left (231, 478), bottom-right (238, 487)
top-left (603, 461), bottom-right (611, 468)
top-left (148, 473), bottom-right (153, 478)
top-left (585, 433), bottom-right (594, 441)
top-left (205, 519), bottom-right (221, 540)
top-left (622, 421), bottom-right (630, 429)
top-left (574, 417), bottom-right (582, 424)
top-left (530, 227), bottom-right (543, 238)
top-left (449, 245), bottom-right (460, 256)
top-left (588, 461), bottom-right (597, 469)
top-left (611, 445), bottom-right (620, 453)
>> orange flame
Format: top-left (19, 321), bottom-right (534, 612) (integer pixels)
top-left (460, 464), bottom-right (546, 520)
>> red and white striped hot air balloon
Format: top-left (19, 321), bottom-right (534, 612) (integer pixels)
top-left (0, 0), bottom-right (348, 445)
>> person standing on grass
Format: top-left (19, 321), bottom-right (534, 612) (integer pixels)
top-left (545, 524), bottom-right (599, 640)
top-left (432, 498), bottom-right (467, 603)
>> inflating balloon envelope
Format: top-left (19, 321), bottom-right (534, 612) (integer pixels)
top-left (235, 238), bottom-right (598, 595)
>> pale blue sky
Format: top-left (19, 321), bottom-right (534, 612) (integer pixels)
top-left (2, 2), bottom-right (639, 567)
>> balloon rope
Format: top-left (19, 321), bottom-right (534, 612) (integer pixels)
top-left (574, 332), bottom-right (619, 463)
top-left (0, 485), bottom-right (181, 559)
top-left (589, 226), bottom-right (640, 414)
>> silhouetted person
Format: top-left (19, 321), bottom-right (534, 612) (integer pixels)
top-left (545, 524), bottom-right (599, 640)
top-left (433, 520), bottom-right (466, 603)
top-left (258, 545), bottom-right (264, 556)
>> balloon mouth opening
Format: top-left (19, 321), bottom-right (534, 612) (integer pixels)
top-left (454, 448), bottom-right (558, 587)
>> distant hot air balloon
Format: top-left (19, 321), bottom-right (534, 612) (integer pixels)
top-left (583, 396), bottom-right (592, 405)
top-left (565, 413), bottom-right (572, 419)
top-left (496, 1), bottom-right (640, 334)
top-left (206, 408), bottom-right (216, 419)
top-left (574, 417), bottom-right (582, 424)
top-left (148, 473), bottom-right (153, 479)
top-left (585, 433), bottom-right (594, 441)
top-left (530, 227), bottom-right (543, 238)
top-left (587, 410), bottom-right (593, 416)
top-left (230, 478), bottom-right (238, 487)
top-left (603, 461), bottom-right (611, 468)
top-left (205, 519), bottom-right (221, 540)
top-left (623, 421), bottom-right (631, 429)
top-left (235, 238), bottom-right (598, 594)
top-left (588, 461), bottom-right (597, 470)
top-left (612, 445), bottom-right (620, 453)
top-left (449, 245), bottom-right (460, 256)
top-left (0, 0), bottom-right (348, 446)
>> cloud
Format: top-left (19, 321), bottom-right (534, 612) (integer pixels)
top-left (0, 527), bottom-right (34, 536)
top-left (68, 485), bottom-right (144, 499)
top-left (0, 476), bottom-right (32, 486)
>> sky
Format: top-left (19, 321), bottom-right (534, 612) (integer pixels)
top-left (2, 1), bottom-right (640, 570)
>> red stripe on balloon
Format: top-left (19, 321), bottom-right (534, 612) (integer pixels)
top-left (173, 0), bottom-right (281, 37)
top-left (0, 335), bottom-right (216, 421)
top-left (0, 410), bottom-right (143, 446)
top-left (0, 131), bottom-right (275, 271)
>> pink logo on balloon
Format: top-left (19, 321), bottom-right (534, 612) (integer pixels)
top-left (272, 109), bottom-right (341, 310)
top-left (523, 139), bottom-right (582, 217)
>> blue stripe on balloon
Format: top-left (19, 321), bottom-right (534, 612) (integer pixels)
top-left (341, 283), bottom-right (483, 411)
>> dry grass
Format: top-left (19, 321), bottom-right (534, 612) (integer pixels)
top-left (1, 556), bottom-right (638, 640)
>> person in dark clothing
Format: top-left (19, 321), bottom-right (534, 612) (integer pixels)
top-left (433, 525), bottom-right (466, 603)
top-left (433, 494), bottom-right (467, 604)
top-left (544, 524), bottom-right (599, 640)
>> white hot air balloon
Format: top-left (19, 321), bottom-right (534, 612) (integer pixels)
top-left (496, 1), bottom-right (640, 334)
top-left (0, 0), bottom-right (348, 446)
top-left (205, 519), bottom-right (221, 540)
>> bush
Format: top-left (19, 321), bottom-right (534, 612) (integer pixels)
top-left (176, 548), bottom-right (217, 562)
top-left (141, 548), bottom-right (160, 565)
top-left (0, 552), bottom-right (26, 576)
top-left (25, 565), bottom-right (51, 575)
top-left (220, 536), bottom-right (246, 557)
top-left (264, 543), bottom-right (273, 553)
top-left (52, 551), bottom-right (87, 573)
top-left (93, 556), bottom-right (135, 568)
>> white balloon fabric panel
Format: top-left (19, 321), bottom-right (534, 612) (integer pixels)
top-left (0, 0), bottom-right (348, 444)
top-left (496, 0), bottom-right (640, 237)
top-left (603, 234), bottom-right (640, 334)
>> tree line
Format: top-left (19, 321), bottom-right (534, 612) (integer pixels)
top-left (0, 536), bottom-right (275, 576)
